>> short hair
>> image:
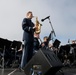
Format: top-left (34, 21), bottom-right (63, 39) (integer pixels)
top-left (26, 11), bottom-right (32, 16)
top-left (43, 36), bottom-right (48, 40)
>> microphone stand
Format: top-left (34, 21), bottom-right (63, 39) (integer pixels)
top-left (48, 17), bottom-right (56, 43)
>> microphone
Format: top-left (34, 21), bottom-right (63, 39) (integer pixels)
top-left (41, 16), bottom-right (50, 22)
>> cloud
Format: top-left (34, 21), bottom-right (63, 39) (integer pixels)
top-left (0, 0), bottom-right (76, 45)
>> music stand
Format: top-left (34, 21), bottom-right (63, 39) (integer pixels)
top-left (53, 39), bottom-right (61, 49)
top-left (53, 39), bottom-right (61, 56)
top-left (0, 38), bottom-right (12, 69)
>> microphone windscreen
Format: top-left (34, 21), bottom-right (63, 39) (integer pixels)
top-left (41, 19), bottom-right (44, 22)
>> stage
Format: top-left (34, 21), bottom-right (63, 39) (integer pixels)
top-left (0, 66), bottom-right (76, 75)
top-left (0, 68), bottom-right (25, 75)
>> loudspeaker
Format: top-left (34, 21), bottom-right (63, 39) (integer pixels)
top-left (24, 49), bottom-right (63, 75)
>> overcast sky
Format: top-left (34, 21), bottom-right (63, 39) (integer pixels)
top-left (0, 0), bottom-right (76, 45)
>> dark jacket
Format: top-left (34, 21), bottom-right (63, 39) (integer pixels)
top-left (33, 37), bottom-right (40, 50)
top-left (22, 18), bottom-right (35, 42)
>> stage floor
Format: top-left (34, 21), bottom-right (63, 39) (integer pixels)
top-left (0, 68), bottom-right (25, 75)
top-left (0, 67), bottom-right (76, 75)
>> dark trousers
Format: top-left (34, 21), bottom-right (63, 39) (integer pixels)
top-left (20, 40), bottom-right (33, 68)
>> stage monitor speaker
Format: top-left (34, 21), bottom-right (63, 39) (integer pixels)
top-left (24, 49), bottom-right (63, 75)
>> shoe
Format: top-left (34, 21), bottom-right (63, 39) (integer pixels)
top-left (18, 67), bottom-right (24, 72)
